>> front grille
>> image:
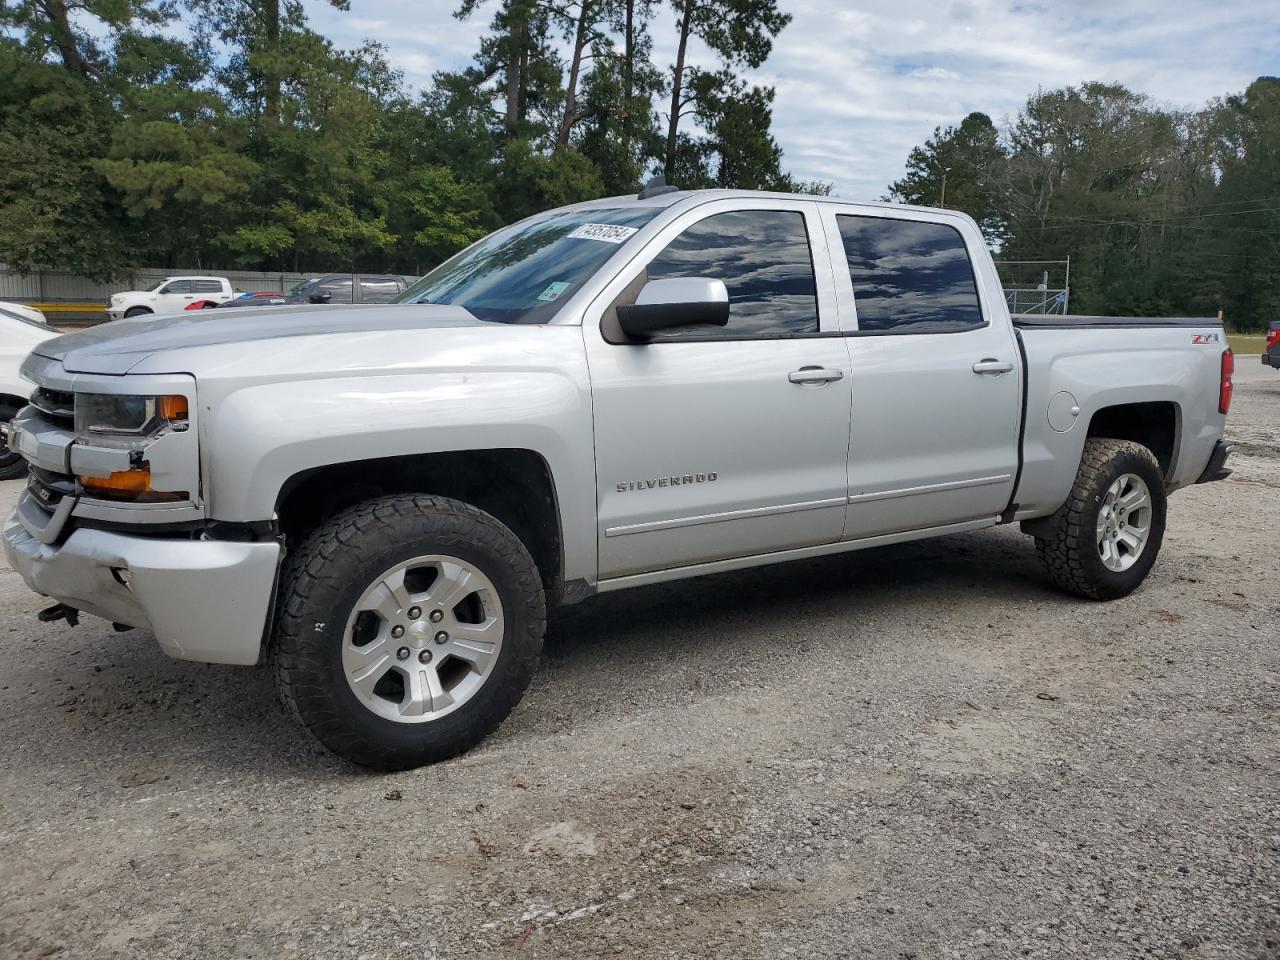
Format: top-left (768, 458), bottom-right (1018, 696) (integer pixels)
top-left (29, 387), bottom-right (74, 429)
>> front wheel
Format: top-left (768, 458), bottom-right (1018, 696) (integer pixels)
top-left (123, 306), bottom-right (152, 318)
top-left (270, 495), bottom-right (546, 770)
top-left (1034, 438), bottom-right (1167, 600)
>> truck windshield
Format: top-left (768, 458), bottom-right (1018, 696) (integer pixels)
top-left (397, 206), bottom-right (660, 324)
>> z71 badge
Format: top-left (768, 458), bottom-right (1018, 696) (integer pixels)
top-left (1192, 333), bottom-right (1221, 344)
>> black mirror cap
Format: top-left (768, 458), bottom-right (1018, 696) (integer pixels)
top-left (616, 298), bottom-right (730, 340)
top-left (309, 292), bottom-right (332, 304)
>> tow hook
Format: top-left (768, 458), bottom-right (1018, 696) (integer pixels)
top-left (37, 603), bottom-right (80, 627)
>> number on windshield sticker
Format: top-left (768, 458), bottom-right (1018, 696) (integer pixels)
top-left (567, 223), bottom-right (639, 244)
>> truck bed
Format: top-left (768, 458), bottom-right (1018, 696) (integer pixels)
top-left (1013, 314), bottom-right (1222, 329)
top-left (1013, 316), bottom-right (1228, 523)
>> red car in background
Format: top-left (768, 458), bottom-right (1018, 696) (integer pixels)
top-left (1264, 321), bottom-right (1280, 371)
top-left (186, 291), bottom-right (283, 311)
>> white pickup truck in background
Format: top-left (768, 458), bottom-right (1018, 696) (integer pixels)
top-left (4, 186), bottom-right (1234, 770)
top-left (107, 276), bottom-right (234, 319)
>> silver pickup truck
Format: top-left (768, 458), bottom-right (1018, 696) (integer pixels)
top-left (3, 187), bottom-right (1234, 769)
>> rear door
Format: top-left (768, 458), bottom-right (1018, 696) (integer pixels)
top-left (584, 197), bottom-right (853, 579)
top-left (821, 209), bottom-right (1021, 539)
top-left (192, 279), bottom-right (228, 303)
top-left (357, 276), bottom-right (402, 303)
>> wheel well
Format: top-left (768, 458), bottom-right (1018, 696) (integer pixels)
top-left (275, 450), bottom-right (564, 602)
top-left (0, 393), bottom-right (28, 410)
top-left (1086, 401), bottom-right (1178, 479)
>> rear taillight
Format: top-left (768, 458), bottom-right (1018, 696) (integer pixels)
top-left (1267, 326), bottom-right (1280, 351)
top-left (1219, 348), bottom-right (1234, 415)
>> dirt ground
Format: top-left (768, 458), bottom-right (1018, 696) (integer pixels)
top-left (1, 363), bottom-right (1277, 960)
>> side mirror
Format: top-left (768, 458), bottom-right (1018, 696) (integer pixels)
top-left (616, 278), bottom-right (729, 340)
top-left (308, 291), bottom-right (333, 304)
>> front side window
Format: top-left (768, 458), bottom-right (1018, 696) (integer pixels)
top-left (836, 216), bottom-right (984, 334)
top-left (637, 209), bottom-right (818, 340)
top-left (399, 206), bottom-right (660, 324)
top-left (160, 280), bottom-right (193, 295)
top-left (312, 277), bottom-right (353, 303)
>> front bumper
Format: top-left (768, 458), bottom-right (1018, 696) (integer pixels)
top-left (3, 506), bottom-right (282, 665)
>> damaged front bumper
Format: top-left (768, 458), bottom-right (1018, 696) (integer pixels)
top-left (4, 500), bottom-right (281, 665)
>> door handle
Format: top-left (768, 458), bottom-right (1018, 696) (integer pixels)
top-left (788, 366), bottom-right (845, 385)
top-left (972, 358), bottom-right (1014, 375)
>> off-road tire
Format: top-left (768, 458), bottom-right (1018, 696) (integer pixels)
top-left (123, 306), bottom-right (152, 318)
top-left (1034, 438), bottom-right (1167, 600)
top-left (0, 402), bottom-right (27, 481)
top-left (270, 494), bottom-right (546, 770)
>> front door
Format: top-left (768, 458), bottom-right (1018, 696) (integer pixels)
top-left (585, 198), bottom-right (853, 580)
top-left (155, 280), bottom-right (195, 313)
top-left (821, 209), bottom-right (1022, 539)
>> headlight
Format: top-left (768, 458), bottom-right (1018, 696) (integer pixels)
top-left (73, 394), bottom-right (191, 501)
top-left (74, 393), bottom-right (188, 437)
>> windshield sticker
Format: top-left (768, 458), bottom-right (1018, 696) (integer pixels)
top-left (567, 223), bottom-right (640, 244)
top-left (537, 281), bottom-right (573, 302)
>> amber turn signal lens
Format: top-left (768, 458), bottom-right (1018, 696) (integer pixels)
top-left (157, 395), bottom-right (189, 420)
top-left (81, 466), bottom-right (186, 501)
top-left (82, 466), bottom-right (154, 495)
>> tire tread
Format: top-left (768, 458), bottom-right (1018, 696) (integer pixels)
top-left (269, 494), bottom-right (545, 770)
top-left (1034, 438), bottom-right (1163, 600)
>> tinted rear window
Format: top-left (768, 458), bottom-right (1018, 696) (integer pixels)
top-left (836, 216), bottom-right (984, 334)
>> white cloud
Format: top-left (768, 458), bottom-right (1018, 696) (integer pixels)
top-left (303, 0), bottom-right (1280, 198)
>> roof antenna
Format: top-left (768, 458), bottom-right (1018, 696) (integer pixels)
top-left (638, 174), bottom-right (679, 200)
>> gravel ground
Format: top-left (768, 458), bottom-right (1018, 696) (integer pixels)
top-left (1, 363), bottom-right (1277, 960)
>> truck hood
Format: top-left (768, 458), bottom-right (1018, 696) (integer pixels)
top-left (34, 303), bottom-right (490, 375)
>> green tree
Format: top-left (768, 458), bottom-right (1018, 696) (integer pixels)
top-left (455, 0), bottom-right (563, 141)
top-left (0, 48), bottom-right (129, 278)
top-left (661, 0), bottom-right (790, 181)
top-left (97, 32), bottom-right (256, 266)
top-left (1204, 77), bottom-right (1280, 329)
top-left (887, 112), bottom-right (1008, 241)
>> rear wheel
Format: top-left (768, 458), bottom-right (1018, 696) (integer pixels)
top-left (270, 494), bottom-right (545, 770)
top-left (0, 401), bottom-right (26, 480)
top-left (1034, 438), bottom-right (1167, 600)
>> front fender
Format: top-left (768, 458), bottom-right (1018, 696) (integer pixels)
top-left (202, 368), bottom-right (597, 583)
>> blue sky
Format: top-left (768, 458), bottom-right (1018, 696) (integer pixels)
top-left (306, 0), bottom-right (1280, 199)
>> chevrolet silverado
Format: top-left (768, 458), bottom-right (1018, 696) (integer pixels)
top-left (4, 185), bottom-right (1234, 769)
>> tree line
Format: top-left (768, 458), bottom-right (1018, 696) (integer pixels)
top-left (0, 0), bottom-right (816, 281)
top-left (2, 3), bottom-right (1275, 328)
top-left (887, 79), bottom-right (1280, 331)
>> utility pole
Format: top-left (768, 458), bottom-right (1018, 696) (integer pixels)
top-left (931, 156), bottom-right (949, 208)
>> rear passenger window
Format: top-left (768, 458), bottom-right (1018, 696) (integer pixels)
top-left (644, 210), bottom-right (818, 339)
top-left (836, 216), bottom-right (984, 334)
top-left (193, 280), bottom-right (223, 293)
top-left (359, 278), bottom-right (401, 303)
